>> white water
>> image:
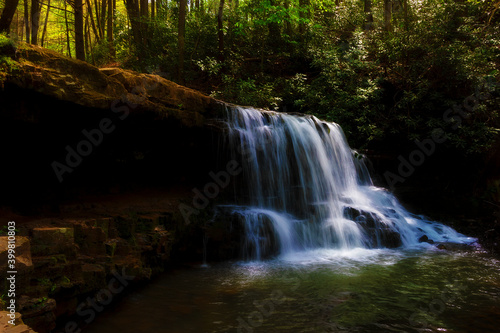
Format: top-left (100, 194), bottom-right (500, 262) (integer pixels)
top-left (218, 106), bottom-right (474, 260)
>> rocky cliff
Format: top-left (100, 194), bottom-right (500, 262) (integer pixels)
top-left (0, 42), bottom-right (236, 332)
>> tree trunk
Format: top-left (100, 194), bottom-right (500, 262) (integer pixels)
top-left (0, 0), bottom-right (21, 34)
top-left (268, 0), bottom-right (280, 47)
top-left (217, 0), bottom-right (224, 61)
top-left (74, 0), bottom-right (86, 60)
top-left (178, 0), bottom-right (187, 83)
top-left (92, 0), bottom-right (101, 39)
top-left (24, 0), bottom-right (30, 43)
top-left (87, 0), bottom-right (100, 41)
top-left (31, 0), bottom-right (41, 44)
top-left (140, 0), bottom-right (148, 18)
top-left (85, 13), bottom-right (90, 59)
top-left (107, 0), bottom-right (115, 58)
top-left (384, 0), bottom-right (392, 32)
top-left (100, 0), bottom-right (107, 38)
top-left (64, 0), bottom-right (71, 57)
top-left (284, 0), bottom-right (292, 37)
top-left (299, 0), bottom-right (309, 42)
top-left (41, 0), bottom-right (50, 46)
top-left (124, 0), bottom-right (142, 47)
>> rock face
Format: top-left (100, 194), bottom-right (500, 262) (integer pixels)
top-left (0, 212), bottom-right (200, 333)
top-left (0, 311), bottom-right (38, 333)
top-left (2, 44), bottom-right (224, 127)
top-left (0, 42), bottom-right (234, 332)
top-left (0, 42), bottom-right (229, 210)
top-left (343, 206), bottom-right (402, 248)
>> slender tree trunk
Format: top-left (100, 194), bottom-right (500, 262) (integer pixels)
top-left (92, 0), bottom-right (100, 38)
top-left (87, 0), bottom-right (100, 41)
top-left (74, 0), bottom-right (86, 60)
top-left (31, 0), bottom-right (41, 44)
top-left (151, 0), bottom-right (155, 18)
top-left (178, 0), bottom-right (187, 83)
top-left (85, 13), bottom-right (90, 61)
top-left (24, 0), bottom-right (30, 42)
top-left (140, 0), bottom-right (148, 18)
top-left (403, 0), bottom-right (409, 31)
top-left (299, 0), bottom-right (309, 41)
top-left (0, 0), bottom-right (21, 34)
top-left (384, 0), bottom-right (392, 32)
top-left (124, 0), bottom-right (142, 47)
top-left (100, 0), bottom-right (107, 38)
top-left (64, 0), bottom-right (71, 57)
top-left (284, 0), bottom-right (292, 37)
top-left (17, 10), bottom-right (23, 40)
top-left (268, 0), bottom-right (280, 48)
top-left (107, 0), bottom-right (115, 58)
top-left (217, 0), bottom-right (224, 61)
top-left (41, 0), bottom-right (50, 46)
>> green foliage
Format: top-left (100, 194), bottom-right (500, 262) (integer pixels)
top-left (0, 33), bottom-right (12, 48)
top-left (2, 0), bottom-right (499, 155)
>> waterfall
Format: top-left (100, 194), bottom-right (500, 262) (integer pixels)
top-left (216, 106), bottom-right (473, 260)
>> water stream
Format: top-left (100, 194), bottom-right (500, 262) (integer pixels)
top-left (84, 107), bottom-right (498, 332)
top-left (220, 107), bottom-right (473, 259)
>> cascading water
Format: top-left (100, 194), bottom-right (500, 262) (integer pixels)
top-left (216, 106), bottom-right (473, 260)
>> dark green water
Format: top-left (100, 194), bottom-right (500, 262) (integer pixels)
top-left (84, 247), bottom-right (500, 333)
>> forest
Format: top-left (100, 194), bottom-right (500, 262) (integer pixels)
top-left (1, 0), bottom-right (499, 151)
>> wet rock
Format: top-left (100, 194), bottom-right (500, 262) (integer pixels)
top-left (74, 224), bottom-right (107, 256)
top-left (105, 238), bottom-right (132, 257)
top-left (18, 296), bottom-right (56, 333)
top-left (418, 235), bottom-right (428, 242)
top-left (435, 242), bottom-right (476, 251)
top-left (343, 206), bottom-right (402, 248)
top-left (417, 234), bottom-right (434, 244)
top-left (343, 207), bottom-right (378, 228)
top-left (81, 264), bottom-right (106, 293)
top-left (31, 228), bottom-right (77, 259)
top-left (0, 236), bottom-right (33, 291)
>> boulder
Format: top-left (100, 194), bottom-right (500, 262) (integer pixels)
top-left (18, 296), bottom-right (56, 333)
top-left (343, 206), bottom-right (402, 248)
top-left (0, 236), bottom-right (34, 291)
top-left (74, 224), bottom-right (107, 256)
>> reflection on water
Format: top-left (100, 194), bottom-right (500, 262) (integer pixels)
top-left (84, 248), bottom-right (500, 333)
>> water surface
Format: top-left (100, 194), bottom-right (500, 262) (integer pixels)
top-left (85, 247), bottom-right (500, 333)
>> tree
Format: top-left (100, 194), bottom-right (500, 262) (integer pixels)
top-left (217, 0), bottom-right (224, 61)
top-left (41, 0), bottom-right (51, 46)
top-left (299, 0), bottom-right (310, 46)
top-left (74, 0), bottom-right (85, 60)
top-left (0, 0), bottom-right (20, 34)
top-left (107, 0), bottom-right (115, 58)
top-left (178, 0), bottom-right (187, 82)
top-left (364, 0), bottom-right (373, 31)
top-left (124, 0), bottom-right (143, 47)
top-left (31, 0), bottom-right (41, 44)
top-left (24, 0), bottom-right (30, 42)
top-left (384, 0), bottom-right (392, 31)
